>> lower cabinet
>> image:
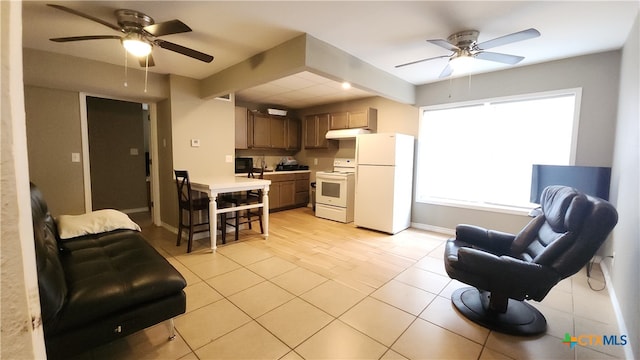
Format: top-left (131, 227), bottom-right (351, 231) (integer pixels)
top-left (263, 172), bottom-right (310, 211)
top-left (294, 172), bottom-right (310, 206)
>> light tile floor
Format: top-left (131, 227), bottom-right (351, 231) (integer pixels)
top-left (74, 208), bottom-right (625, 359)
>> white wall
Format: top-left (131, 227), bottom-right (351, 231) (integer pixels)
top-left (608, 13), bottom-right (639, 359)
top-left (0, 2), bottom-right (47, 358)
top-left (413, 51), bottom-right (622, 234)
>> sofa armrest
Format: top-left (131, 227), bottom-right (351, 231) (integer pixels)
top-left (455, 247), bottom-right (560, 300)
top-left (455, 224), bottom-right (515, 254)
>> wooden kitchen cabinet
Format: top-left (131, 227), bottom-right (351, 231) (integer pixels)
top-left (329, 108), bottom-right (377, 130)
top-left (304, 113), bottom-right (330, 149)
top-left (269, 116), bottom-right (286, 149)
top-left (248, 113), bottom-right (289, 149)
top-left (251, 113), bottom-right (271, 148)
top-left (263, 172), bottom-right (309, 211)
top-left (329, 112), bottom-right (349, 129)
top-left (268, 181), bottom-right (280, 209)
top-left (279, 181), bottom-right (296, 208)
top-left (286, 118), bottom-right (300, 150)
top-left (294, 172), bottom-right (310, 206)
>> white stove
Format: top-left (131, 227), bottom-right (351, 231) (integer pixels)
top-left (315, 158), bottom-right (356, 223)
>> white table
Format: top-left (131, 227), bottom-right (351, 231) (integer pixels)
top-left (189, 176), bottom-right (271, 250)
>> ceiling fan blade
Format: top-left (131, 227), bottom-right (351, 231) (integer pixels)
top-left (476, 28), bottom-right (540, 50)
top-left (50, 35), bottom-right (122, 42)
top-left (144, 20), bottom-right (192, 37)
top-left (427, 39), bottom-right (460, 51)
top-left (395, 55), bottom-right (450, 68)
top-left (475, 51), bottom-right (524, 65)
top-left (138, 54), bottom-right (155, 67)
top-left (155, 39), bottom-right (214, 63)
top-left (438, 63), bottom-right (453, 78)
top-left (47, 4), bottom-right (122, 33)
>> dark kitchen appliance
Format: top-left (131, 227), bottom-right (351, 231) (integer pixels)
top-left (235, 157), bottom-right (253, 174)
top-left (275, 164), bottom-right (309, 171)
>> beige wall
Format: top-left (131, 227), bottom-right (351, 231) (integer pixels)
top-left (24, 86), bottom-right (85, 215)
top-left (23, 48), bottom-right (168, 103)
top-left (169, 75), bottom-right (236, 179)
top-left (413, 51), bottom-right (622, 234)
top-left (23, 49), bottom-right (171, 216)
top-left (157, 98), bottom-right (178, 228)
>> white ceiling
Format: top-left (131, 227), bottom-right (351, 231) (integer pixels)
top-left (21, 1), bottom-right (639, 108)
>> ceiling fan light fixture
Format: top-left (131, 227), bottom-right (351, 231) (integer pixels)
top-left (122, 33), bottom-right (152, 57)
top-left (449, 54), bottom-right (475, 75)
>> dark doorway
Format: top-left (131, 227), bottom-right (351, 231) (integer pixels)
top-left (87, 96), bottom-right (148, 211)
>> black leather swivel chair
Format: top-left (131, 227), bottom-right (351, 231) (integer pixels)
top-left (444, 185), bottom-right (618, 335)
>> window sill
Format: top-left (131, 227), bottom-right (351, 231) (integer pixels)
top-left (418, 198), bottom-right (537, 217)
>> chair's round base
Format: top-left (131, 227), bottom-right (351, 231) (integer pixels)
top-left (451, 287), bottom-right (547, 336)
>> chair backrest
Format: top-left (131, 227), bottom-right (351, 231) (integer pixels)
top-left (248, 167), bottom-right (264, 196)
top-left (174, 170), bottom-right (193, 208)
top-left (247, 167), bottom-right (265, 179)
top-left (510, 185), bottom-right (618, 278)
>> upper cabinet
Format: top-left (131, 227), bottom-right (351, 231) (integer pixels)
top-left (236, 108), bottom-right (300, 150)
top-left (329, 108), bottom-right (377, 130)
top-left (304, 113), bottom-right (330, 149)
top-left (251, 113), bottom-right (274, 148)
top-left (287, 118), bottom-right (301, 150)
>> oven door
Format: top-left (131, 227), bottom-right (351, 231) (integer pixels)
top-left (316, 172), bottom-right (348, 208)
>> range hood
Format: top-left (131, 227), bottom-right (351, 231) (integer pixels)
top-left (325, 128), bottom-right (371, 140)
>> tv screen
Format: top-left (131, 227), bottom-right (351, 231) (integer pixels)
top-left (530, 165), bottom-right (611, 204)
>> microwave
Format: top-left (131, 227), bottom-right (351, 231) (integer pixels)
top-left (235, 157), bottom-right (253, 174)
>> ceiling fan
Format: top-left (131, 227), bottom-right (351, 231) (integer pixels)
top-left (396, 28), bottom-right (540, 78)
top-left (47, 4), bottom-right (214, 67)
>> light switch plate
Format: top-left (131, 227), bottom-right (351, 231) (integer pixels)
top-left (130, 148), bottom-right (139, 155)
top-left (191, 139), bottom-right (200, 147)
top-left (225, 155), bottom-right (233, 163)
top-left (71, 153), bottom-right (81, 162)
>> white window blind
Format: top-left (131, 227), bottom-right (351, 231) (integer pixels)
top-left (415, 90), bottom-right (580, 209)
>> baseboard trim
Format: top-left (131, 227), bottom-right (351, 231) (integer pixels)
top-left (599, 260), bottom-right (635, 360)
top-left (410, 222), bottom-right (455, 236)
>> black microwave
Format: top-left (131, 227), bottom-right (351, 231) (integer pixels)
top-left (235, 157), bottom-right (253, 174)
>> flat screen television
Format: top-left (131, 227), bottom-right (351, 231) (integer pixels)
top-left (530, 164), bottom-right (611, 204)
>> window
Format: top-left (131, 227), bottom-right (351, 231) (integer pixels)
top-left (415, 89), bottom-right (581, 211)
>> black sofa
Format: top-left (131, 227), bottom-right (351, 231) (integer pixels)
top-left (31, 183), bottom-right (187, 359)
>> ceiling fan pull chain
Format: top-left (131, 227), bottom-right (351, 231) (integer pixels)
top-left (144, 55), bottom-right (149, 93)
top-left (123, 49), bottom-right (128, 88)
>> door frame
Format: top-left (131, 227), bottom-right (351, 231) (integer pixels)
top-left (79, 92), bottom-right (161, 223)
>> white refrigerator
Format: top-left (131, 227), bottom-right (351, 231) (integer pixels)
top-left (355, 133), bottom-right (415, 234)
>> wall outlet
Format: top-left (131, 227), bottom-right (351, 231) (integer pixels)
top-left (314, 158), bottom-right (318, 165)
top-left (71, 153), bottom-right (81, 163)
top-left (130, 148), bottom-right (139, 155)
top-left (225, 155), bottom-right (233, 163)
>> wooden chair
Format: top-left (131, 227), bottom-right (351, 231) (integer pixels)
top-left (221, 167), bottom-right (264, 241)
top-left (175, 170), bottom-right (228, 252)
